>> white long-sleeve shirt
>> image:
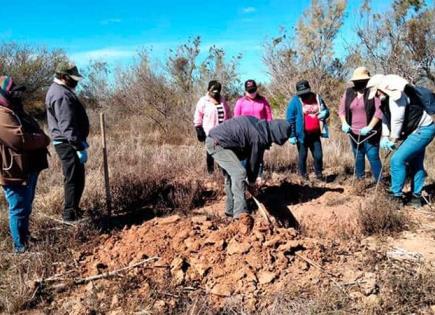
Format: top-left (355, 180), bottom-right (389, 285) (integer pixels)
top-left (382, 92), bottom-right (433, 138)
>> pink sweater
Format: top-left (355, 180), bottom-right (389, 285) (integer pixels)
top-left (234, 95), bottom-right (273, 121)
top-left (193, 95), bottom-right (231, 135)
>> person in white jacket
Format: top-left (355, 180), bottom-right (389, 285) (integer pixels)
top-left (193, 81), bottom-right (231, 174)
top-left (367, 74), bottom-right (435, 207)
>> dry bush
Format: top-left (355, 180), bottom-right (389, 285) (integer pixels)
top-left (379, 267), bottom-right (435, 314)
top-left (358, 193), bottom-right (409, 236)
top-left (0, 42), bottom-right (68, 114)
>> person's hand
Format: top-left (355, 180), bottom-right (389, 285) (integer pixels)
top-left (289, 137), bottom-right (297, 145)
top-left (76, 150), bottom-right (88, 164)
top-left (360, 126), bottom-right (372, 136)
top-left (195, 126), bottom-right (206, 142)
top-left (341, 122), bottom-right (351, 134)
top-left (255, 177), bottom-right (265, 188)
top-left (317, 109), bottom-right (328, 120)
top-left (380, 137), bottom-right (395, 151)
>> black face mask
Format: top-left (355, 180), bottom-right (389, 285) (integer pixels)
top-left (353, 80), bottom-right (368, 91)
top-left (246, 87), bottom-right (257, 94)
top-left (65, 76), bottom-right (79, 89)
top-left (210, 90), bottom-right (221, 100)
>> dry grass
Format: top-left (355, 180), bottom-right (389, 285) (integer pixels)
top-left (358, 193), bottom-right (409, 236)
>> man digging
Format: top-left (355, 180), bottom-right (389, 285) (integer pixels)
top-left (206, 116), bottom-right (291, 232)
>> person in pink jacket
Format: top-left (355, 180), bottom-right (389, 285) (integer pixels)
top-left (234, 80), bottom-right (273, 121)
top-left (234, 80), bottom-right (273, 184)
top-left (194, 80), bottom-right (231, 174)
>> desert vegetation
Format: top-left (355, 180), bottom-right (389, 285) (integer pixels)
top-left (0, 0), bottom-right (434, 314)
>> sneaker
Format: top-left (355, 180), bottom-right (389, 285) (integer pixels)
top-left (14, 246), bottom-right (27, 254)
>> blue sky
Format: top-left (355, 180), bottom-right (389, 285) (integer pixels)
top-left (1, 0), bottom-right (392, 82)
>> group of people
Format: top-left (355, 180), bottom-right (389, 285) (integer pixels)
top-left (194, 67), bottom-right (434, 225)
top-left (0, 63), bottom-right (89, 253)
top-left (0, 63), bottom-right (433, 253)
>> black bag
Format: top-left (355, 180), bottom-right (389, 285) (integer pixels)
top-left (405, 85), bottom-right (435, 115)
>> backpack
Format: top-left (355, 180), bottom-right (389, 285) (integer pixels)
top-left (404, 85), bottom-right (435, 115)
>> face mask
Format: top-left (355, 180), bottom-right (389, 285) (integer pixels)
top-left (65, 76), bottom-right (79, 89)
top-left (353, 80), bottom-right (368, 91)
top-left (209, 90), bottom-right (221, 100)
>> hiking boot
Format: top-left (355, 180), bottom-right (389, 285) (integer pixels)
top-left (63, 208), bottom-right (76, 222)
top-left (224, 211), bottom-right (233, 218)
top-left (237, 213), bottom-right (254, 235)
top-left (387, 192), bottom-right (405, 206)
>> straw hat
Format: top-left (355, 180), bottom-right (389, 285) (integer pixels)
top-left (350, 67), bottom-right (371, 81)
top-left (367, 74), bottom-right (409, 100)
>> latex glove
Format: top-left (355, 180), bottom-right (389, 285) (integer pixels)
top-left (195, 126), bottom-right (206, 142)
top-left (341, 122), bottom-right (351, 134)
top-left (317, 109), bottom-right (328, 120)
top-left (81, 140), bottom-right (90, 149)
top-left (360, 126), bottom-right (372, 136)
top-left (289, 137), bottom-right (297, 145)
top-left (76, 150), bottom-right (88, 164)
top-left (380, 137), bottom-right (395, 151)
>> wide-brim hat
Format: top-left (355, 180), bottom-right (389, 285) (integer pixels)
top-left (55, 62), bottom-right (83, 81)
top-left (351, 66), bottom-right (371, 81)
top-left (296, 80), bottom-right (312, 96)
top-left (367, 74), bottom-right (408, 101)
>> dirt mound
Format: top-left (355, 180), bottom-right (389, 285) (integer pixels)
top-left (78, 214), bottom-right (313, 309)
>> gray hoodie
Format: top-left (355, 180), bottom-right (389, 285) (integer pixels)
top-left (208, 116), bottom-right (291, 182)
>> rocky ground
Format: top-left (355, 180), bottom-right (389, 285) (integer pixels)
top-left (31, 173), bottom-right (435, 314)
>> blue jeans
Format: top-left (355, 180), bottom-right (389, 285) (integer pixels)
top-left (3, 172), bottom-right (39, 251)
top-left (350, 137), bottom-right (382, 180)
top-left (206, 137), bottom-right (248, 218)
top-left (390, 123), bottom-right (435, 197)
top-left (297, 133), bottom-right (323, 177)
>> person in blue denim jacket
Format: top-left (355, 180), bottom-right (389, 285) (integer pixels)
top-left (286, 80), bottom-right (330, 180)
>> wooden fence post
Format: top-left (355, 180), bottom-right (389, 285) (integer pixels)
top-left (100, 112), bottom-right (112, 218)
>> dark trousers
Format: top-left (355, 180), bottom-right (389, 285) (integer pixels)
top-left (54, 143), bottom-right (85, 214)
top-left (297, 133), bottom-right (323, 177)
top-left (206, 152), bottom-right (214, 174)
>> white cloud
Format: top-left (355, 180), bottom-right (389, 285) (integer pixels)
top-left (242, 7), bottom-right (256, 14)
top-left (100, 18), bottom-right (122, 25)
top-left (70, 48), bottom-right (136, 65)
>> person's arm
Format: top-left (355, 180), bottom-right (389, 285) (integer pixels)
top-left (264, 99), bottom-right (273, 121)
top-left (338, 94), bottom-right (347, 123)
top-left (0, 110), bottom-right (49, 152)
top-left (286, 98), bottom-right (297, 138)
top-left (247, 142), bottom-right (264, 183)
top-left (233, 99), bottom-right (242, 117)
top-left (318, 97), bottom-right (330, 120)
top-left (53, 96), bottom-right (85, 150)
top-left (193, 98), bottom-right (204, 127)
top-left (389, 95), bottom-right (407, 141)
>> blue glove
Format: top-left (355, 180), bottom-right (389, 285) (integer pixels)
top-left (360, 126), bottom-right (372, 136)
top-left (341, 122), bottom-right (351, 134)
top-left (380, 137), bottom-right (395, 151)
top-left (317, 109), bottom-right (328, 120)
top-left (289, 137), bottom-right (297, 145)
top-left (81, 140), bottom-right (90, 149)
top-left (76, 150), bottom-right (88, 164)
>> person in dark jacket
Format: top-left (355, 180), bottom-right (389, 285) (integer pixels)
top-left (367, 74), bottom-right (435, 207)
top-left (45, 62), bottom-right (90, 222)
top-left (206, 116), bottom-right (291, 221)
top-left (338, 67), bottom-right (383, 181)
top-left (0, 76), bottom-right (50, 253)
top-left (286, 80), bottom-right (330, 180)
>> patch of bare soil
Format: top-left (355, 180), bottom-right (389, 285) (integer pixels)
top-left (38, 174), bottom-right (435, 314)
